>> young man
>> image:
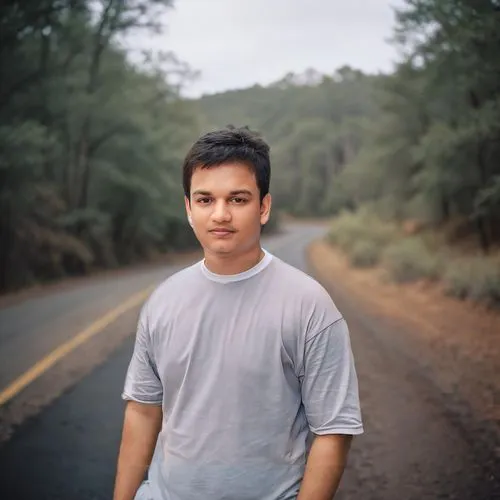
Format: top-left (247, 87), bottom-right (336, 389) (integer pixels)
top-left (113, 126), bottom-right (363, 500)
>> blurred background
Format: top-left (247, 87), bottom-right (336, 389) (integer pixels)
top-left (0, 0), bottom-right (500, 302)
top-left (0, 1), bottom-right (499, 499)
top-left (1, 0), bottom-right (499, 299)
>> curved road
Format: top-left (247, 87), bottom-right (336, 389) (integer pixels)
top-left (0, 223), bottom-right (498, 499)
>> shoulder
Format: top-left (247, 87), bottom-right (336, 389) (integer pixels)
top-left (269, 256), bottom-right (343, 336)
top-left (270, 256), bottom-right (334, 302)
top-left (141, 260), bottom-right (202, 318)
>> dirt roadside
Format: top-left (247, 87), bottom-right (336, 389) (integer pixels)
top-left (307, 239), bottom-right (500, 452)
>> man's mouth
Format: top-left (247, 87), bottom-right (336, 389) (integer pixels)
top-left (210, 229), bottom-right (235, 236)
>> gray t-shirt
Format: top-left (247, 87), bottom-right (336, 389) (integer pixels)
top-left (122, 249), bottom-right (363, 500)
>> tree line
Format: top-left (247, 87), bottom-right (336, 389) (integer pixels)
top-left (2, 0), bottom-right (499, 294)
top-left (1, 0), bottom-right (202, 293)
top-left (198, 0), bottom-right (500, 253)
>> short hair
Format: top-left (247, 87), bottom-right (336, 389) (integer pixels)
top-left (182, 125), bottom-right (271, 203)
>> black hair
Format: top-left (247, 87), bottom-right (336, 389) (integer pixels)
top-left (182, 125), bottom-right (271, 203)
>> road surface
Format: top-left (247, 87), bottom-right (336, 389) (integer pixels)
top-left (0, 223), bottom-right (498, 499)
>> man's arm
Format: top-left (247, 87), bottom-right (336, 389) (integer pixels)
top-left (299, 316), bottom-right (363, 499)
top-left (297, 434), bottom-right (353, 500)
top-left (113, 401), bottom-right (163, 500)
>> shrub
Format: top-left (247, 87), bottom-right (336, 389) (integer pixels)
top-left (382, 237), bottom-right (441, 283)
top-left (350, 240), bottom-right (381, 268)
top-left (327, 209), bottom-right (398, 254)
top-left (327, 212), bottom-right (363, 251)
top-left (326, 209), bottom-right (500, 308)
top-left (444, 258), bottom-right (500, 307)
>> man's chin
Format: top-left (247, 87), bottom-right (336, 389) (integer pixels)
top-left (206, 242), bottom-right (235, 255)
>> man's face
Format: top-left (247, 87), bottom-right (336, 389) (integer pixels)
top-left (185, 162), bottom-right (271, 258)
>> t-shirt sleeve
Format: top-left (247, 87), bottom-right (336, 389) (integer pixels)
top-left (300, 318), bottom-right (363, 435)
top-left (121, 302), bottom-right (163, 405)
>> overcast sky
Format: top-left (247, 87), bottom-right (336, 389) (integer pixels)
top-left (130, 0), bottom-right (405, 97)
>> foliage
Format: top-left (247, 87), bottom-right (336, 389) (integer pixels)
top-left (197, 68), bottom-right (379, 218)
top-left (327, 209), bottom-right (399, 255)
top-left (444, 257), bottom-right (500, 307)
top-left (326, 208), bottom-right (500, 307)
top-left (382, 238), bottom-right (441, 283)
top-left (350, 240), bottom-right (381, 268)
top-left (0, 0), bottom-right (202, 292)
top-left (3, 0), bottom-right (500, 295)
top-left (198, 1), bottom-right (500, 254)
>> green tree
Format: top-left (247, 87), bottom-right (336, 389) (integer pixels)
top-left (0, 0), bottom-right (200, 292)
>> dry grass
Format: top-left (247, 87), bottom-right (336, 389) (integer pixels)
top-left (307, 239), bottom-right (500, 428)
top-left (326, 210), bottom-right (500, 309)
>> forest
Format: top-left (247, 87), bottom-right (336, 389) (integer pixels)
top-left (2, 0), bottom-right (499, 297)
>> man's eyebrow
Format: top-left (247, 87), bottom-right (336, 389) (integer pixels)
top-left (229, 190), bottom-right (253, 196)
top-left (192, 189), bottom-right (253, 196)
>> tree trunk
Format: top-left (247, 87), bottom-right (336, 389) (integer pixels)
top-left (476, 217), bottom-right (490, 254)
top-left (73, 0), bottom-right (115, 211)
top-left (40, 19), bottom-right (52, 180)
top-left (469, 89), bottom-right (492, 253)
top-left (440, 191), bottom-right (450, 223)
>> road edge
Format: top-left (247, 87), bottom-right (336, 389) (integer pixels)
top-left (305, 237), bottom-right (500, 471)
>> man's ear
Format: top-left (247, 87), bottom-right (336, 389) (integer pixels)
top-left (184, 196), bottom-right (193, 227)
top-left (260, 193), bottom-right (272, 226)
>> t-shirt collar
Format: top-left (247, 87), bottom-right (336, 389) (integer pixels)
top-left (200, 248), bottom-right (273, 284)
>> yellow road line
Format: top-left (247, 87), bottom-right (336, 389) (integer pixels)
top-left (0, 285), bottom-right (156, 407)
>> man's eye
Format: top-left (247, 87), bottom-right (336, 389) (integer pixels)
top-left (198, 198), bottom-right (211, 204)
top-left (232, 197), bottom-right (247, 204)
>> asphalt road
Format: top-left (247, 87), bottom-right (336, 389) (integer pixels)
top-left (0, 223), bottom-right (498, 500)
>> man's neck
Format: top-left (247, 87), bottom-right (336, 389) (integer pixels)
top-left (203, 246), bottom-right (265, 276)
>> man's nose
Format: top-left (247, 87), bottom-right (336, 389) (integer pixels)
top-left (212, 200), bottom-right (231, 221)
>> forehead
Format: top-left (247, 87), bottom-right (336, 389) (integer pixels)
top-left (190, 162), bottom-right (258, 193)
